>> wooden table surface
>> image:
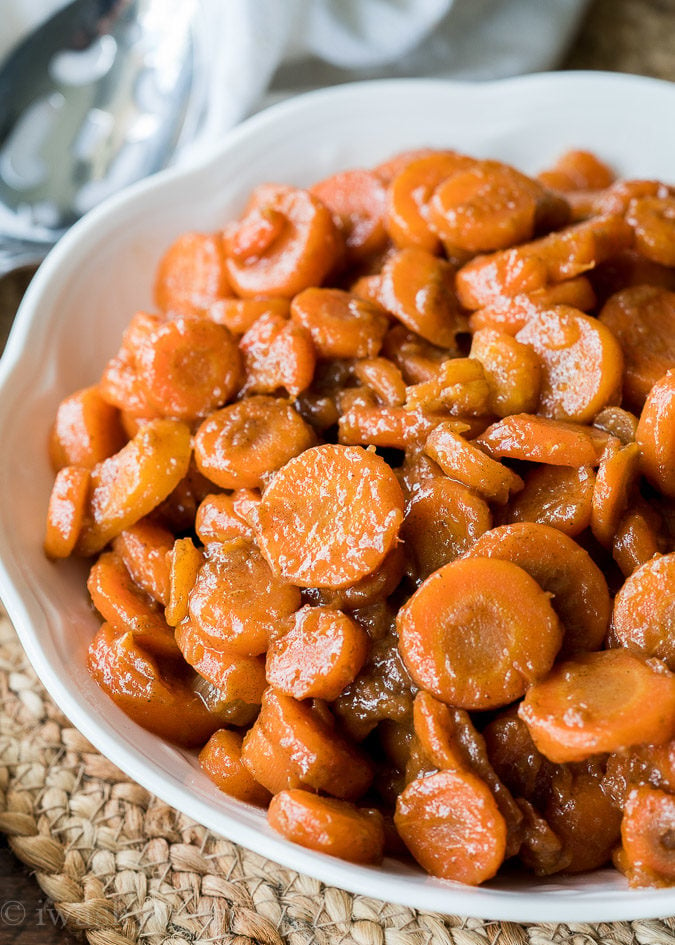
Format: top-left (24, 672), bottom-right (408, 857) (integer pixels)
top-left (0, 0), bottom-right (673, 941)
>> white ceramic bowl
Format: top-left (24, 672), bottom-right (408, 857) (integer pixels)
top-left (1, 72), bottom-right (675, 923)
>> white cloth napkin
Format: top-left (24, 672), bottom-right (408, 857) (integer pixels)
top-left (2, 0), bottom-right (588, 157)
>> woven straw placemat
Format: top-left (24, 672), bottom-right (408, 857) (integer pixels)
top-left (2, 603), bottom-right (675, 944)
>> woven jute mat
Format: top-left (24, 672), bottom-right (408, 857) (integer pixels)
top-left (2, 604), bottom-right (675, 945)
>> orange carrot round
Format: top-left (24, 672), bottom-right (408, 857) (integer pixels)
top-left (611, 553), bottom-right (675, 670)
top-left (44, 465), bottom-right (90, 559)
top-left (636, 370), bottom-right (675, 498)
top-left (199, 729), bottom-right (271, 805)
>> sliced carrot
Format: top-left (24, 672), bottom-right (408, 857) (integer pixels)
top-left (397, 556), bottom-right (562, 710)
top-left (515, 306), bottom-right (624, 423)
top-left (476, 413), bottom-right (604, 467)
top-left (208, 297), bottom-right (290, 335)
top-left (187, 540), bottom-right (301, 656)
top-left (537, 150), bottom-right (615, 192)
top-left (266, 604), bottom-right (369, 700)
top-left (466, 522), bottom-right (611, 657)
top-left (636, 370), bottom-right (675, 498)
top-left (353, 357), bottom-right (407, 406)
top-left (224, 185), bottom-right (342, 297)
top-left (519, 649), bottom-right (675, 763)
top-left (374, 147), bottom-right (437, 183)
top-left (268, 790), bottom-right (385, 864)
top-left (612, 503), bottom-right (663, 578)
top-left (154, 231), bottom-right (231, 316)
top-left (240, 309), bottom-right (316, 397)
top-left (44, 465), bottom-right (90, 559)
top-left (49, 386), bottom-right (126, 471)
top-left (619, 786), bottom-right (675, 887)
top-left (626, 195), bottom-right (675, 267)
top-left (338, 404), bottom-right (455, 450)
top-left (194, 396), bottom-right (315, 490)
top-left (590, 440), bottom-right (641, 548)
top-left (381, 324), bottom-right (453, 384)
top-left (593, 406), bottom-right (639, 444)
top-left (309, 545), bottom-right (405, 611)
top-left (504, 464), bottom-right (595, 538)
top-left (199, 729), bottom-right (271, 805)
top-left (468, 277), bottom-right (597, 335)
top-left (290, 288), bottom-right (389, 360)
top-left (598, 285), bottom-right (675, 410)
top-left (424, 423), bottom-right (524, 504)
top-left (405, 358), bottom-right (491, 417)
top-left (112, 519), bottom-right (173, 606)
top-left (195, 493), bottom-right (254, 544)
top-left (99, 312), bottom-right (163, 418)
top-left (311, 168), bottom-right (389, 263)
top-left (469, 328), bottom-right (541, 417)
top-left (611, 553), bottom-right (675, 670)
top-left (394, 769), bottom-right (507, 884)
top-left (257, 444), bottom-right (404, 589)
top-left (165, 536), bottom-right (203, 627)
top-left (174, 619), bottom-right (266, 708)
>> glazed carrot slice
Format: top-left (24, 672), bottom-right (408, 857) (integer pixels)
top-left (373, 147), bottom-right (437, 183)
top-left (353, 357), bottom-right (407, 406)
top-left (195, 493), bottom-right (254, 544)
top-left (378, 248), bottom-right (468, 347)
top-left (269, 790), bottom-right (384, 865)
top-left (537, 150), bottom-right (615, 192)
top-left (154, 231), bottom-right (232, 316)
top-left (590, 440), bottom-right (641, 548)
top-left (401, 477), bottom-right (492, 581)
top-left (49, 386), bottom-right (126, 471)
top-left (266, 604), bottom-right (369, 700)
top-left (593, 406), bottom-right (639, 445)
top-left (187, 540), bottom-right (301, 656)
top-left (199, 729), bottom-right (271, 806)
top-left (165, 536), bottom-right (203, 627)
top-left (612, 503), bottom-right (663, 578)
top-left (599, 285), bottom-right (675, 410)
top-left (194, 396), bottom-right (316, 490)
top-left (405, 358), bottom-right (491, 417)
top-left (504, 464), bottom-right (595, 538)
top-left (309, 545), bottom-right (405, 611)
top-left (290, 288), bottom-right (389, 360)
top-left (381, 324), bottom-right (452, 384)
top-left (174, 619), bottom-right (266, 708)
top-left (224, 185), bottom-right (342, 298)
top-left (208, 297), bottom-right (290, 335)
top-left (394, 769), bottom-right (507, 885)
top-left (515, 306), bottom-right (624, 423)
top-left (466, 523), bottom-right (611, 657)
top-left (136, 316), bottom-right (242, 421)
top-left (636, 370), bottom-right (675, 498)
top-left (311, 168), bottom-right (389, 263)
top-left (424, 423), bottom-right (524, 504)
top-left (518, 649), bottom-right (675, 764)
top-left (469, 328), bottom-right (541, 417)
top-left (338, 404), bottom-right (454, 450)
top-left (257, 444), bottom-right (404, 589)
top-left (87, 551), bottom-right (181, 660)
top-left (611, 553), bottom-right (675, 671)
top-left (44, 465), bottom-right (90, 559)
top-left (476, 414), bottom-right (604, 467)
top-left (112, 519), bottom-right (173, 606)
top-left (98, 312), bottom-right (163, 418)
top-left (397, 556), bottom-right (562, 710)
top-left (619, 786), bottom-right (675, 887)
top-left (76, 419), bottom-right (192, 556)
top-left (468, 277), bottom-right (597, 334)
top-left (239, 309), bottom-right (315, 397)
top-left (626, 195), bottom-right (675, 267)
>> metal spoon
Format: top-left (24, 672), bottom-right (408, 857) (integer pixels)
top-left (0, 0), bottom-right (202, 332)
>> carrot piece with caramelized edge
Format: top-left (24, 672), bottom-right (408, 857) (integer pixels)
top-left (477, 413), bottom-right (605, 467)
top-left (504, 464), bottom-right (595, 537)
top-left (610, 553), bottom-right (675, 670)
top-left (394, 769), bottom-right (507, 885)
top-left (268, 789), bottom-right (385, 864)
top-left (154, 231), bottom-right (231, 316)
top-left (405, 358), bottom-right (491, 417)
top-left (112, 519), bottom-right (173, 606)
top-left (353, 357), bottom-right (407, 406)
top-left (398, 556), bottom-right (562, 710)
top-left (166, 537), bottom-right (203, 627)
top-left (636, 370), bottom-right (675, 498)
top-left (519, 649), bottom-right (675, 764)
top-left (470, 328), bottom-right (541, 417)
top-left (257, 444), bottom-right (404, 589)
top-left (44, 465), bottom-right (90, 559)
top-left (266, 604), bottom-right (369, 700)
top-left (49, 386), bottom-right (126, 471)
top-left (618, 786), bottom-right (675, 887)
top-left (425, 423), bottom-right (524, 504)
top-left (612, 503), bottom-right (663, 578)
top-left (590, 440), bottom-right (641, 547)
top-left (199, 729), bottom-right (271, 805)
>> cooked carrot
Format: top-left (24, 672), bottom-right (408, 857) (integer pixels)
top-left (626, 195), bottom-right (675, 267)
top-left (397, 556), bottom-right (562, 710)
top-left (195, 493), bottom-right (254, 544)
top-left (593, 406), bottom-right (639, 444)
top-left (590, 440), bottom-right (641, 548)
top-left (338, 404), bottom-right (453, 451)
top-left (290, 288), bottom-right (389, 360)
top-left (99, 312), bottom-right (163, 418)
top-left (537, 150), bottom-right (615, 192)
top-left (187, 539), bottom-right (301, 656)
top-left (174, 619), bottom-right (266, 707)
top-left (599, 285), bottom-right (675, 410)
top-left (224, 185), bottom-right (342, 297)
top-left (242, 688), bottom-right (373, 800)
top-left (257, 444), bottom-right (404, 589)
top-left (266, 604), bottom-right (369, 700)
top-left (381, 324), bottom-right (452, 384)
top-left (504, 464), bottom-right (595, 538)
top-left (476, 413), bottom-right (605, 467)
top-left (76, 419), bottom-right (192, 556)
top-left (112, 519), bottom-right (173, 606)
top-left (515, 306), bottom-right (624, 423)
top-left (194, 395), bottom-right (315, 490)
top-left (520, 649), bottom-right (675, 763)
top-left (619, 786), bottom-right (675, 886)
top-left (240, 309), bottom-right (316, 397)
top-left (469, 329), bottom-right (541, 417)
top-left (612, 503), bottom-right (663, 578)
top-left (610, 553), bottom-right (675, 670)
top-left (199, 729), bottom-right (271, 805)
top-left (401, 477), bottom-right (492, 581)
top-left (309, 545), bottom-right (405, 611)
top-left (377, 248), bottom-right (468, 347)
top-left (136, 316), bottom-right (242, 421)
top-left (468, 277), bottom-right (597, 335)
top-left (636, 370), bottom-right (675, 498)
top-left (268, 790), bottom-right (384, 864)
top-left (49, 386), bottom-right (126, 471)
top-left (424, 423), bottom-right (524, 504)
top-left (44, 465), bottom-right (90, 559)
top-left (405, 358), bottom-right (491, 417)
top-left (353, 357), bottom-right (406, 406)
top-left (373, 147), bottom-right (437, 183)
top-left (466, 522), bottom-right (611, 657)
top-left (154, 231), bottom-right (231, 316)
top-left (311, 168), bottom-right (389, 263)
top-left (165, 537), bottom-right (203, 627)
top-left (394, 769), bottom-right (507, 884)
top-left (208, 297), bottom-right (290, 335)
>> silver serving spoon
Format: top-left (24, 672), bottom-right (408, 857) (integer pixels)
top-left (0, 0), bottom-right (202, 338)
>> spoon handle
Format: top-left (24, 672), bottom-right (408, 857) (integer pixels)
top-left (0, 237), bottom-right (52, 280)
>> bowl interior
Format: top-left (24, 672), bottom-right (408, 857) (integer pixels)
top-left (1, 73), bottom-right (675, 922)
